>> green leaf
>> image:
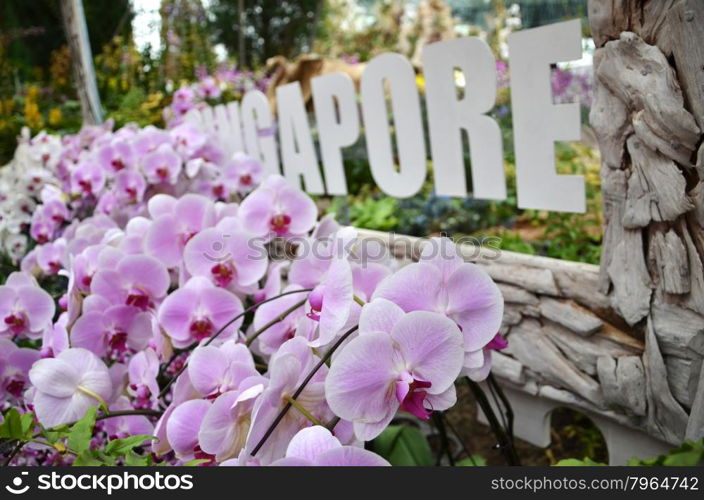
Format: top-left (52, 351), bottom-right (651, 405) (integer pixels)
top-left (372, 425), bottom-right (434, 466)
top-left (0, 409), bottom-right (24, 439)
top-left (72, 450), bottom-right (104, 466)
top-left (456, 455), bottom-right (487, 466)
top-left (67, 406), bottom-right (98, 454)
top-left (20, 413), bottom-right (34, 436)
top-left (554, 457), bottom-right (606, 466)
top-left (104, 435), bottom-right (154, 456)
top-left (663, 450), bottom-right (703, 466)
top-left (183, 458), bottom-right (211, 466)
top-left (124, 450), bottom-right (151, 466)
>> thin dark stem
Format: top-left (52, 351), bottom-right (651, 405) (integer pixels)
top-left (157, 288), bottom-right (312, 399)
top-left (444, 415), bottom-right (477, 464)
top-left (432, 412), bottom-right (454, 466)
top-left (250, 325), bottom-right (359, 457)
top-left (488, 373), bottom-right (515, 440)
top-left (96, 409), bottom-right (163, 421)
top-left (245, 298), bottom-right (307, 346)
top-left (466, 378), bottom-right (520, 465)
top-left (2, 440), bottom-right (23, 466)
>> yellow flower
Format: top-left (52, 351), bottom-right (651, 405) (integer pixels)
top-left (415, 74), bottom-right (425, 93)
top-left (48, 107), bottom-right (63, 127)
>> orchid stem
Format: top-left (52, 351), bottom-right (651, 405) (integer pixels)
top-left (157, 288), bottom-right (312, 399)
top-left (284, 395), bottom-right (324, 426)
top-left (245, 298), bottom-right (307, 346)
top-left (250, 324), bottom-right (359, 457)
top-left (325, 416), bottom-right (340, 432)
top-left (77, 386), bottom-right (108, 413)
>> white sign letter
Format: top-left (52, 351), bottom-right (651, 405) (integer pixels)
top-left (312, 73), bottom-right (360, 195)
top-left (241, 90), bottom-right (280, 176)
top-left (508, 19), bottom-right (585, 212)
top-left (423, 38), bottom-right (505, 200)
top-left (361, 53), bottom-right (426, 198)
top-left (276, 82), bottom-right (325, 194)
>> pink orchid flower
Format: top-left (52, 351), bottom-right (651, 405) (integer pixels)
top-left (158, 277), bottom-right (245, 348)
top-left (238, 174), bottom-right (317, 240)
top-left (144, 193), bottom-right (215, 268)
top-left (245, 337), bottom-right (328, 464)
top-left (252, 284), bottom-right (308, 355)
top-left (127, 348), bottom-right (160, 409)
top-left (372, 237), bottom-right (504, 375)
top-left (71, 305), bottom-right (152, 361)
top-left (198, 376), bottom-right (266, 461)
top-left (141, 143), bottom-right (182, 185)
top-left (325, 299), bottom-right (464, 441)
top-left (270, 426), bottom-right (389, 466)
top-left (28, 347), bottom-right (112, 427)
top-left (113, 169), bottom-right (147, 205)
top-left (166, 399), bottom-right (212, 461)
top-left (183, 217), bottom-right (267, 293)
top-left (97, 138), bottom-right (135, 173)
top-left (0, 272), bottom-right (55, 340)
top-left (0, 337), bottom-right (40, 401)
top-left (104, 395), bottom-right (154, 441)
top-left (223, 152), bottom-right (264, 194)
top-left (187, 341), bottom-right (259, 398)
top-left (91, 254), bottom-right (170, 311)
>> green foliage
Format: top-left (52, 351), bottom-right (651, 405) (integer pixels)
top-left (554, 457), bottom-right (606, 466)
top-left (456, 455), bottom-right (487, 466)
top-left (0, 408), bottom-right (35, 441)
top-left (67, 406), bottom-right (98, 454)
top-left (372, 424), bottom-right (434, 466)
top-left (628, 439), bottom-right (704, 466)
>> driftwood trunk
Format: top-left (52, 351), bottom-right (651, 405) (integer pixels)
top-left (60, 0), bottom-right (103, 125)
top-left (588, 0), bottom-right (704, 442)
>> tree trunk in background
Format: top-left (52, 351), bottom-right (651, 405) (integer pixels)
top-left (60, 0), bottom-right (102, 125)
top-left (588, 0), bottom-right (704, 441)
top-left (238, 0), bottom-right (246, 68)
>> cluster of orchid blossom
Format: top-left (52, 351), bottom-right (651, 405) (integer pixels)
top-left (163, 65), bottom-right (270, 128)
top-left (0, 119), bottom-right (505, 466)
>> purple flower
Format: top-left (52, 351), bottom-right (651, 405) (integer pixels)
top-left (71, 305), bottom-right (152, 361)
top-left (0, 272), bottom-right (55, 339)
top-left (0, 337), bottom-right (39, 401)
top-left (372, 237), bottom-right (503, 375)
top-left (270, 426), bottom-right (389, 466)
top-left (170, 123), bottom-right (207, 159)
top-left (127, 348), bottom-right (160, 409)
top-left (97, 139), bottom-right (134, 173)
top-left (71, 162), bottom-right (106, 197)
top-left (91, 254), bottom-right (170, 311)
top-left (113, 169), bottom-right (146, 205)
top-left (252, 284), bottom-right (308, 355)
top-left (245, 337), bottom-right (327, 464)
top-left (325, 299), bottom-right (464, 440)
top-left (166, 399), bottom-right (212, 461)
top-left (222, 152), bottom-right (264, 194)
top-left (144, 194), bottom-right (215, 268)
top-left (141, 144), bottom-right (182, 185)
top-left (158, 277), bottom-right (244, 348)
top-left (29, 347), bottom-right (112, 427)
top-left (239, 175), bottom-right (317, 240)
top-left (187, 341), bottom-right (258, 398)
top-left (104, 395), bottom-right (154, 440)
top-left (183, 217), bottom-right (267, 292)
top-left (198, 376), bottom-right (266, 461)
top-left (196, 77), bottom-right (222, 100)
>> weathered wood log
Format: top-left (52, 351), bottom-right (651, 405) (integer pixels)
top-left (545, 321), bottom-right (639, 376)
top-left (651, 302), bottom-right (704, 359)
top-left (539, 298), bottom-right (603, 337)
top-left (505, 319), bottom-right (604, 407)
top-left (497, 283), bottom-right (539, 306)
top-left (597, 355), bottom-right (647, 416)
top-left (644, 320), bottom-right (689, 443)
